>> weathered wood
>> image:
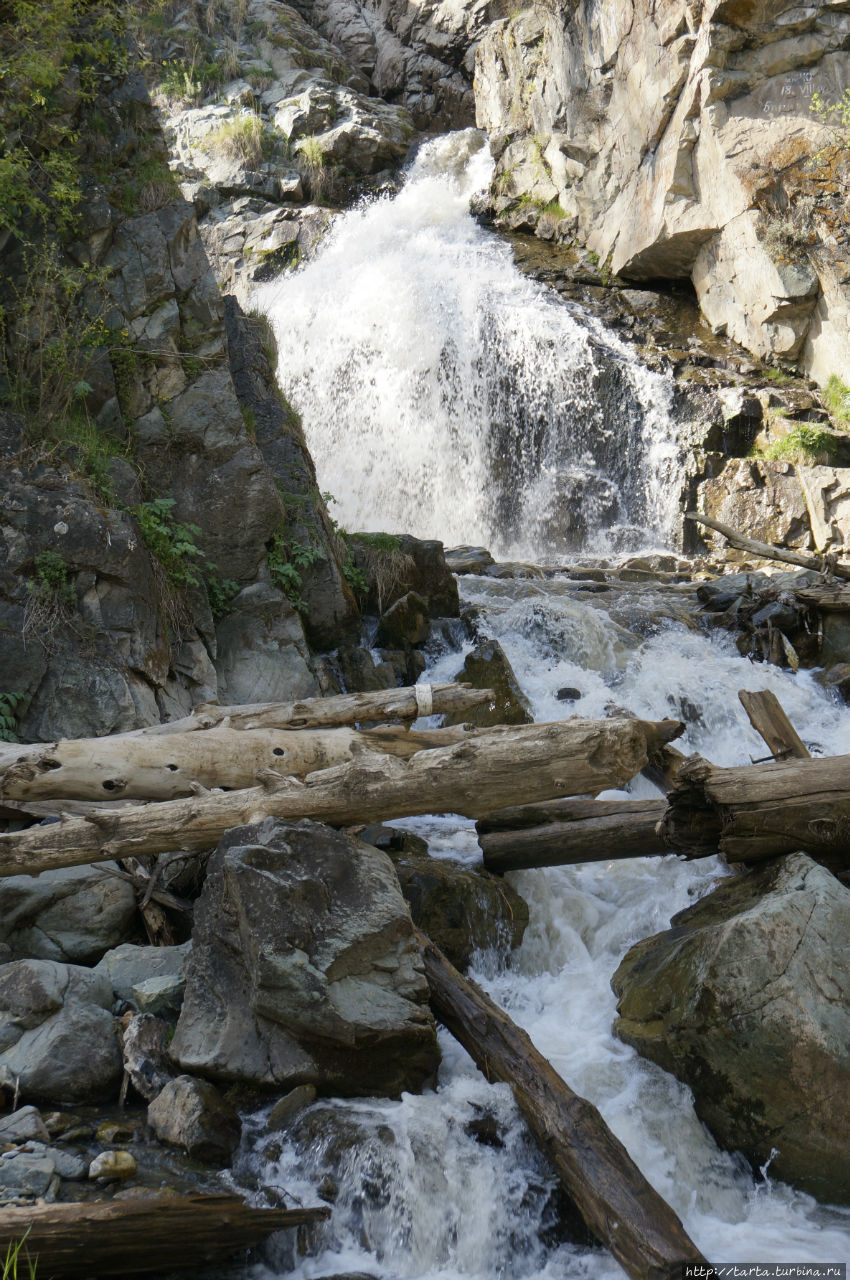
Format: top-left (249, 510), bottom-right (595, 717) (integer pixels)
top-left (659, 753), bottom-right (850, 863)
top-left (0, 1195), bottom-right (328, 1278)
top-left (738, 689), bottom-right (810, 761)
top-left (685, 511), bottom-right (850, 581)
top-left (0, 724), bottom-right (473, 804)
top-left (795, 583), bottom-right (850, 611)
top-left (0, 718), bottom-right (683, 878)
top-left (418, 929), bottom-right (708, 1280)
top-left (0, 682), bottom-right (493, 771)
top-left (478, 798), bottom-right (668, 873)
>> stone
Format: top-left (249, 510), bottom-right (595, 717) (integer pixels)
top-left (796, 466), bottom-right (850, 553)
top-left (148, 1075), bottom-right (241, 1164)
top-left (376, 590), bottom-right (430, 648)
top-left (350, 534), bottom-right (459, 618)
top-left (446, 639), bottom-right (533, 728)
top-left (697, 459), bottom-right (811, 551)
top-left (215, 582), bottom-right (318, 704)
top-left (171, 818), bottom-right (439, 1096)
top-left (22, 1142), bottom-right (87, 1180)
top-left (0, 1108), bottom-right (50, 1144)
top-left (95, 943), bottom-right (191, 1007)
top-left (267, 1084), bottom-right (317, 1131)
top-left (130, 975), bottom-right (186, 1017)
top-left (0, 1152), bottom-right (56, 1199)
top-left (444, 546), bottom-right (496, 574)
top-left (121, 1013), bottom-right (175, 1104)
top-left (0, 864), bottom-right (137, 966)
top-left (612, 853), bottom-right (850, 1206)
top-left (0, 960), bottom-right (122, 1104)
top-left (89, 1150), bottom-right (137, 1181)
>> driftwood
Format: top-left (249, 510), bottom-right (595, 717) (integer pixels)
top-left (738, 689), bottom-right (810, 761)
top-left (0, 724), bottom-right (472, 804)
top-left (418, 929), bottom-right (707, 1280)
top-left (659, 753), bottom-right (850, 863)
top-left (0, 717), bottom-right (683, 878)
top-left (0, 681), bottom-right (493, 771)
top-left (0, 1195), bottom-right (328, 1278)
top-left (477, 798), bottom-right (667, 873)
top-left (686, 511), bottom-right (850, 581)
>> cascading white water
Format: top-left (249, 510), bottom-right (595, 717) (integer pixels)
top-left (242, 132), bottom-right (850, 1277)
top-left (256, 132), bottom-right (683, 555)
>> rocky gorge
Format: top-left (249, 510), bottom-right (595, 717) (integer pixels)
top-left (1, 0), bottom-right (850, 1276)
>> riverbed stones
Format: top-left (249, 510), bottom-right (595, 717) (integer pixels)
top-left (171, 818), bottom-right (440, 1096)
top-left (147, 1076), bottom-right (241, 1164)
top-left (0, 864), bottom-right (137, 966)
top-left (95, 942), bottom-right (191, 1008)
top-left (612, 853), bottom-right (850, 1205)
top-left (121, 1014), bottom-right (175, 1103)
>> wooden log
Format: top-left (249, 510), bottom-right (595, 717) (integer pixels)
top-left (0, 724), bottom-right (473, 804)
top-left (685, 511), bottom-right (850, 581)
top-left (737, 689), bottom-right (810, 761)
top-left (477, 798), bottom-right (668, 873)
top-left (0, 682), bottom-right (493, 771)
top-left (0, 718), bottom-right (683, 878)
top-left (659, 753), bottom-right (850, 863)
top-left (418, 929), bottom-right (708, 1280)
top-left (0, 1195), bottom-right (329, 1279)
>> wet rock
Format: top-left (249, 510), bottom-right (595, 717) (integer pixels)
top-left (556, 687), bottom-right (582, 702)
top-left (335, 646), bottom-right (396, 692)
top-left (612, 853), bottom-right (850, 1206)
top-left (357, 825), bottom-right (429, 859)
top-left (21, 1143), bottom-right (87, 1180)
top-left (0, 1107), bottom-right (50, 1144)
top-left (89, 1149), bottom-right (137, 1181)
top-left (377, 648), bottom-right (427, 686)
top-left (376, 590), bottom-right (430, 648)
top-left (95, 942), bottom-right (191, 1008)
top-left (819, 663), bottom-right (850, 703)
top-left (267, 1084), bottom-right (317, 1131)
top-left (350, 534), bottom-right (459, 619)
top-left (445, 638), bottom-right (533, 728)
top-left (171, 818), bottom-right (440, 1096)
top-left (148, 1076), bottom-right (241, 1165)
top-left (444, 546), bottom-right (496, 575)
top-left (0, 1152), bottom-right (57, 1200)
top-left (121, 1014), bottom-right (175, 1103)
top-left (393, 854), bottom-right (528, 969)
top-left (0, 960), bottom-right (122, 1104)
top-left (0, 864), bottom-right (137, 966)
top-left (697, 459), bottom-right (812, 552)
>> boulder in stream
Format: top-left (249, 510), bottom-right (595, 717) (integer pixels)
top-left (446, 638), bottom-right (533, 728)
top-left (612, 853), bottom-right (850, 1205)
top-left (171, 818), bottom-right (439, 1096)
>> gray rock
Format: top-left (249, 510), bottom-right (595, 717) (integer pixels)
top-left (0, 960), bottom-right (121, 1104)
top-left (215, 582), bottom-right (318, 704)
top-left (612, 853), bottom-right (850, 1206)
top-left (0, 1152), bottom-right (56, 1199)
top-left (121, 1013), bottom-right (175, 1103)
top-left (0, 864), bottom-right (137, 965)
top-left (447, 638), bottom-right (533, 729)
top-left (0, 1107), bottom-right (49, 1144)
top-left (171, 818), bottom-right (439, 1096)
top-left (131, 975), bottom-right (186, 1016)
top-left (376, 590), bottom-right (430, 648)
top-left (148, 1076), bottom-right (241, 1164)
top-left (267, 1083), bottom-right (317, 1131)
top-left (95, 942), bottom-right (191, 1007)
top-left (22, 1142), bottom-right (87, 1180)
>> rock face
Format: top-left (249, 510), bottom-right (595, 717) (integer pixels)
top-left (0, 960), bottom-right (122, 1104)
top-left (474, 0), bottom-right (850, 382)
top-left (171, 818), bottom-right (440, 1096)
top-left (0, 864), bottom-right (137, 965)
top-left (612, 853), bottom-right (850, 1206)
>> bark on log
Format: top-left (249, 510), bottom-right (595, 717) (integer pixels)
top-left (659, 753), bottom-right (850, 863)
top-left (0, 1195), bottom-right (328, 1278)
top-left (418, 929), bottom-right (707, 1280)
top-left (685, 511), bottom-right (850, 581)
top-left (0, 682), bottom-right (493, 771)
top-left (0, 725), bottom-right (473, 803)
top-left (0, 718), bottom-right (683, 878)
top-left (477, 798), bottom-right (668, 873)
top-left (737, 690), bottom-right (810, 761)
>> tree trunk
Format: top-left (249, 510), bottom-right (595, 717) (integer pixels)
top-left (0, 1195), bottom-right (328, 1279)
top-left (477, 798), bottom-right (668, 873)
top-left (659, 753), bottom-right (850, 863)
top-left (737, 689), bottom-right (810, 761)
top-left (418, 930), bottom-right (707, 1280)
top-left (0, 718), bottom-right (683, 878)
top-left (0, 725), bottom-right (473, 803)
top-left (0, 682), bottom-right (492, 771)
top-left (686, 511), bottom-right (850, 580)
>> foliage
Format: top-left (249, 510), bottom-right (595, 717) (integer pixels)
top-left (762, 367), bottom-right (794, 385)
top-left (1, 1234), bottom-right (37, 1279)
top-left (32, 550), bottom-right (76, 607)
top-left (133, 497), bottom-right (208, 590)
top-left (109, 155), bottom-right (179, 214)
top-left (247, 310), bottom-right (279, 368)
top-left (51, 411), bottom-right (130, 503)
top-left (340, 531), bottom-right (413, 611)
top-left (206, 113), bottom-right (267, 169)
top-left (811, 88), bottom-right (850, 146)
top-left (268, 533), bottom-right (324, 612)
top-left (24, 550), bottom-right (77, 648)
top-left (822, 373), bottom-right (850, 424)
top-left (760, 196), bottom-right (816, 263)
top-left (154, 51), bottom-right (222, 105)
top-left (763, 423), bottom-right (839, 465)
top-left (206, 574), bottom-right (239, 620)
top-left (0, 693), bottom-right (24, 744)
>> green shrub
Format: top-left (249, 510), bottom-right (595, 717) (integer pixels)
top-left (206, 113), bottom-right (267, 168)
top-left (24, 550), bottom-right (77, 648)
top-left (0, 693), bottom-right (24, 744)
top-left (206, 574), bottom-right (239, 620)
top-left (268, 533), bottom-right (324, 612)
top-left (822, 373), bottom-right (850, 423)
top-left (763, 423), bottom-right (839, 465)
top-left (133, 497), bottom-right (208, 590)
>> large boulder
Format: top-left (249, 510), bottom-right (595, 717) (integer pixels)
top-left (171, 818), bottom-right (440, 1096)
top-left (612, 853), bottom-right (850, 1205)
top-left (446, 638), bottom-right (533, 728)
top-left (0, 864), bottom-right (137, 965)
top-left (0, 960), bottom-right (122, 1104)
top-left (147, 1075), bottom-right (241, 1164)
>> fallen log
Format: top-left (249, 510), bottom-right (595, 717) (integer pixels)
top-left (738, 689), bottom-right (810, 761)
top-left (659, 753), bottom-right (850, 863)
top-left (0, 1195), bottom-right (328, 1278)
top-left (418, 929), bottom-right (708, 1280)
top-left (686, 511), bottom-right (850, 581)
top-left (0, 717), bottom-right (683, 878)
top-left (0, 724), bottom-right (473, 804)
top-left (477, 798), bottom-right (668, 873)
top-left (0, 681), bottom-right (493, 770)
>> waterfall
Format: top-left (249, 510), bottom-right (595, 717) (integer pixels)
top-left (256, 131), bottom-right (684, 556)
